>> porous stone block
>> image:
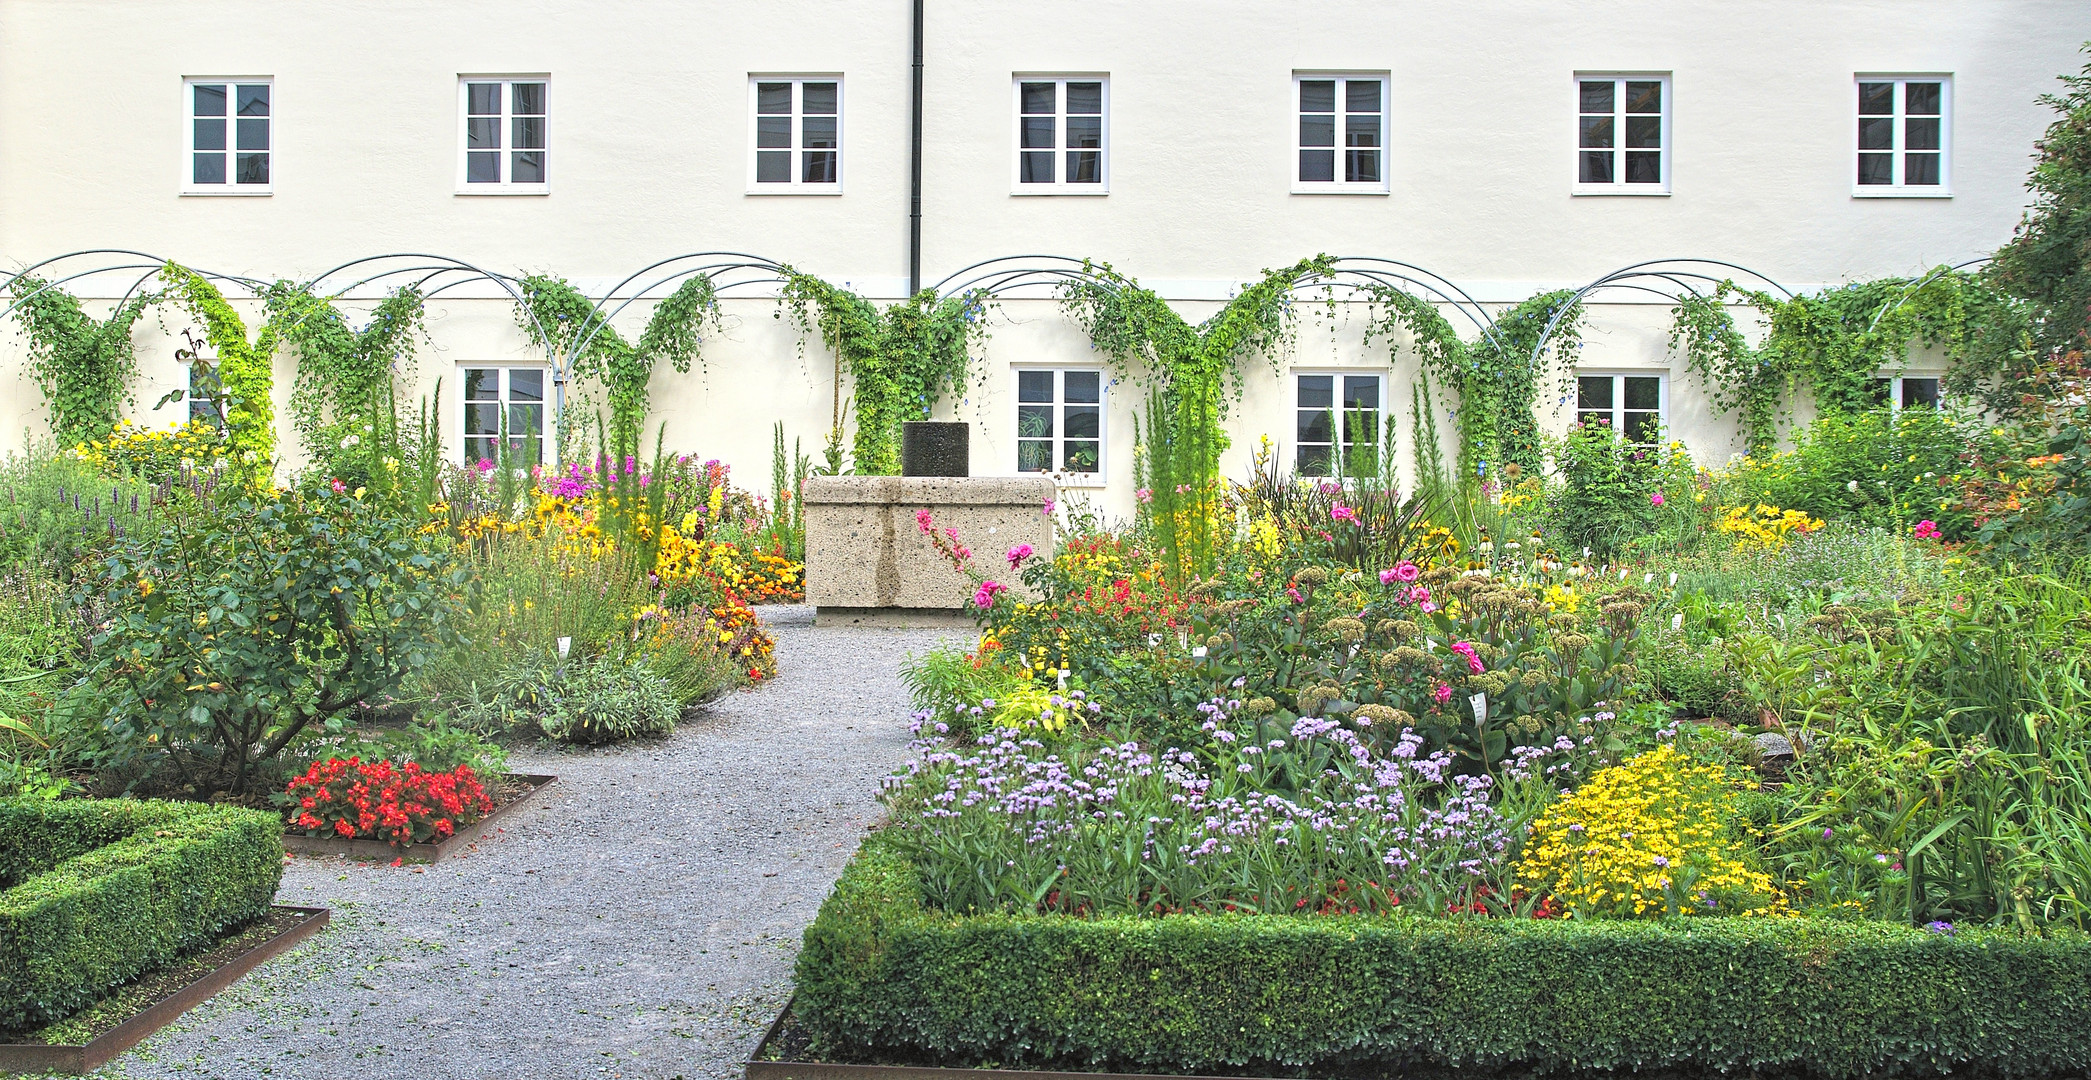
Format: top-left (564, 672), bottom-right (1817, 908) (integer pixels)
top-left (802, 475), bottom-right (1055, 617)
top-left (901, 421), bottom-right (970, 477)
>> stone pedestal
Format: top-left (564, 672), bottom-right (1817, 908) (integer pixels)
top-left (901, 421), bottom-right (970, 477)
top-left (802, 475), bottom-right (1055, 627)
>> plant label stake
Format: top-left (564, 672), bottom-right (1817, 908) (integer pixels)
top-left (1469, 692), bottom-right (1487, 723)
top-left (557, 636), bottom-right (571, 659)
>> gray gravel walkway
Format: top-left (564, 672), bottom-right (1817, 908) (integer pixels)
top-left (94, 607), bottom-right (955, 1080)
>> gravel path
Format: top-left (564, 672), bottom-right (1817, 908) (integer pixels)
top-left (96, 607), bottom-right (955, 1080)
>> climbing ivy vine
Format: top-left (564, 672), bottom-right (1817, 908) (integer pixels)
top-left (267, 283), bottom-right (428, 478)
top-left (512, 273), bottom-right (721, 454)
top-left (161, 262), bottom-right (279, 464)
top-left (6, 276), bottom-right (155, 448)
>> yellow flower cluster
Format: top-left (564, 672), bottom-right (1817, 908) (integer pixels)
top-left (1714, 503), bottom-right (1824, 552)
top-left (1518, 744), bottom-right (1782, 917)
top-left (73, 419), bottom-right (228, 479)
top-left (655, 514), bottom-right (804, 604)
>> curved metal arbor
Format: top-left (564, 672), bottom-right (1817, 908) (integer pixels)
top-left (1527, 258), bottom-right (1798, 370)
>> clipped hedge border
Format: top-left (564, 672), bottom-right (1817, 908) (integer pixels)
top-left (795, 833), bottom-right (2091, 1079)
top-left (0, 798), bottom-right (284, 1030)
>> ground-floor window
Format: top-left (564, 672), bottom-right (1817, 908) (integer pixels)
top-left (462, 366), bottom-right (547, 464)
top-left (1296, 372), bottom-right (1382, 477)
top-left (1016, 368), bottom-right (1103, 476)
top-left (1870, 374), bottom-right (1942, 411)
top-left (1576, 372), bottom-right (1664, 442)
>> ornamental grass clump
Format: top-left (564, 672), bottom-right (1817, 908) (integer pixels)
top-left (1518, 743), bottom-right (1780, 917)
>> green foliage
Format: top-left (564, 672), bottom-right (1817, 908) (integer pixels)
top-left (1990, 43), bottom-right (2091, 361)
top-left (6, 278), bottom-right (154, 449)
top-left (513, 273), bottom-right (720, 452)
top-left (453, 650), bottom-right (691, 745)
top-left (267, 283), bottom-right (427, 484)
top-left (1728, 406), bottom-right (1972, 532)
top-left (1549, 420), bottom-right (1661, 557)
top-left (160, 263), bottom-right (280, 465)
top-left (85, 479), bottom-right (467, 797)
top-left (1460, 290), bottom-right (1583, 477)
top-left (1131, 383), bottom-right (1225, 584)
top-left (797, 832), bottom-right (2091, 1077)
top-left (0, 798), bottom-right (281, 1031)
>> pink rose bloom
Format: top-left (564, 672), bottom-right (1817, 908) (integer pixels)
top-left (1650, 492), bottom-right (1666, 507)
top-left (1433, 683), bottom-right (1453, 705)
top-left (1379, 567), bottom-right (1400, 586)
top-left (1006, 543), bottom-right (1035, 568)
top-left (1393, 560), bottom-right (1420, 583)
top-left (1450, 641), bottom-right (1485, 674)
top-left (972, 580), bottom-right (1008, 610)
top-left (1407, 584), bottom-right (1431, 605)
top-left (1913, 519), bottom-right (1941, 540)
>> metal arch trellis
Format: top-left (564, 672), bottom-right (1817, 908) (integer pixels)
top-left (0, 248), bottom-right (272, 321)
top-left (1527, 258), bottom-right (1800, 371)
top-left (1866, 256), bottom-right (1993, 333)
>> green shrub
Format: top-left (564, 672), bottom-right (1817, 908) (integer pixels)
top-left (795, 833), bottom-right (2091, 1078)
top-left (1548, 421), bottom-right (1662, 557)
top-left (0, 798), bottom-right (283, 1030)
top-left (1727, 407), bottom-right (1970, 533)
top-left (455, 650), bottom-right (683, 745)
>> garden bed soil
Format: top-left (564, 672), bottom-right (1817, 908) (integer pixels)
top-left (280, 772), bottom-right (555, 864)
top-left (0, 906), bottom-right (328, 1075)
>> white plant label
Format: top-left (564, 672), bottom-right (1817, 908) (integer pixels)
top-left (557, 636), bottom-right (571, 659)
top-left (1469, 692), bottom-right (1488, 722)
top-left (1672, 613), bottom-right (1685, 631)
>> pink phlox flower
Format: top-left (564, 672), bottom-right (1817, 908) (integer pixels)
top-left (915, 509), bottom-right (935, 534)
top-left (1913, 519), bottom-right (1942, 540)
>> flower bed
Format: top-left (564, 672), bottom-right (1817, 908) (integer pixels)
top-left (279, 767), bottom-right (557, 864)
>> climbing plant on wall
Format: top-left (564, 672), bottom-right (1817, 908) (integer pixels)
top-left (513, 273), bottom-right (721, 455)
top-left (161, 262), bottom-right (279, 464)
top-left (267, 283), bottom-right (428, 480)
top-left (6, 276), bottom-right (156, 448)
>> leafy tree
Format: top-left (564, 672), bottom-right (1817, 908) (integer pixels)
top-left (1990, 43), bottom-right (2091, 357)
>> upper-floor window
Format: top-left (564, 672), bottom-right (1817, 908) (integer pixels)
top-left (459, 77), bottom-right (548, 192)
top-left (1576, 373), bottom-right (1665, 442)
top-left (1016, 368), bottom-right (1103, 477)
top-left (1296, 372), bottom-right (1383, 477)
top-left (1856, 76), bottom-right (1949, 194)
top-left (1576, 75), bottom-right (1669, 193)
top-left (1295, 75), bottom-right (1385, 192)
top-left (1014, 77), bottom-right (1107, 193)
top-left (462, 366), bottom-right (547, 464)
top-left (750, 77), bottom-right (841, 191)
top-left (186, 78), bottom-right (271, 193)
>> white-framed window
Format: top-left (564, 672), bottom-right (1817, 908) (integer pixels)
top-left (1575, 74), bottom-right (1669, 193)
top-left (1013, 76), bottom-right (1108, 193)
top-left (462, 366), bottom-right (548, 464)
top-left (458, 77), bottom-right (548, 193)
top-left (1015, 368), bottom-right (1104, 479)
top-left (184, 78), bottom-right (271, 194)
top-left (749, 77), bottom-right (842, 192)
top-left (1294, 75), bottom-right (1386, 193)
top-left (1871, 374), bottom-right (1943, 411)
top-left (1855, 76), bottom-right (1950, 195)
top-left (1295, 372), bottom-right (1384, 477)
top-left (1576, 372), bottom-right (1666, 442)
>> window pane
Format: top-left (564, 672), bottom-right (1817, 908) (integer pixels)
top-left (1298, 374), bottom-right (1333, 409)
top-left (1021, 116), bottom-right (1055, 149)
top-left (193, 152), bottom-right (226, 185)
top-left (1624, 410), bottom-right (1660, 442)
top-left (235, 153), bottom-right (268, 184)
top-left (508, 401), bottom-right (544, 436)
top-left (1902, 377), bottom-right (1941, 408)
top-left (467, 83), bottom-right (501, 115)
top-left (1577, 376), bottom-right (1613, 410)
top-left (1625, 115), bottom-right (1660, 149)
top-left (1300, 80), bottom-right (1336, 113)
top-left (756, 115), bottom-right (791, 149)
top-left (756, 82), bottom-right (792, 114)
top-left (1065, 82), bottom-right (1102, 114)
top-left (465, 437), bottom-right (495, 464)
top-left (1020, 152), bottom-right (1054, 183)
top-left (1858, 82), bottom-right (1894, 115)
top-left (802, 82), bottom-right (838, 115)
top-left (1578, 80), bottom-right (1613, 114)
top-left (194, 117), bottom-right (226, 151)
top-left (1624, 151), bottom-right (1661, 183)
top-left (1345, 114), bottom-right (1379, 147)
top-left (1065, 115), bottom-right (1101, 149)
top-left (1858, 116), bottom-right (1893, 151)
top-left (467, 117), bottom-right (500, 149)
top-left (466, 151), bottom-right (499, 183)
top-left (1865, 378), bottom-right (1891, 407)
top-left (464, 369), bottom-right (499, 400)
top-left (194, 83), bottom-right (227, 117)
top-left (1017, 441), bottom-right (1053, 472)
top-left (1624, 376), bottom-right (1660, 410)
top-left (1299, 149), bottom-right (1334, 182)
top-left (511, 82), bottom-right (546, 115)
top-left (1341, 443), bottom-right (1378, 478)
top-left (1905, 81), bottom-right (1941, 116)
top-left (1625, 81), bottom-right (1662, 113)
top-left (1342, 412), bottom-right (1377, 449)
top-left (803, 115), bottom-right (838, 149)
top-left (1063, 441), bottom-right (1099, 472)
top-left (1858, 154), bottom-right (1892, 185)
top-left (1017, 404), bottom-right (1053, 438)
top-left (1017, 370), bottom-right (1054, 402)
top-left (465, 402), bottom-right (501, 435)
top-left (1346, 149), bottom-right (1379, 183)
top-left (1300, 114), bottom-right (1335, 148)
top-left (1579, 150), bottom-right (1614, 184)
top-left (1064, 370), bottom-right (1100, 403)
top-left (756, 151), bottom-right (789, 183)
top-left (1576, 410), bottom-right (1608, 428)
top-left (1904, 153), bottom-right (1939, 186)
top-left (1298, 409), bottom-right (1333, 444)
top-left (509, 369), bottom-right (544, 401)
top-left (803, 150), bottom-right (837, 183)
top-left (1579, 116), bottom-right (1614, 149)
top-left (1297, 444), bottom-right (1332, 477)
top-left (1067, 150), bottom-right (1101, 182)
top-left (511, 151), bottom-right (545, 183)
top-left (512, 116), bottom-right (546, 149)
top-left (1905, 116), bottom-right (1939, 151)
top-left (236, 117), bottom-right (269, 151)
top-left (1345, 80), bottom-right (1381, 114)
top-left (1020, 82), bottom-right (1055, 114)
top-left (1343, 376), bottom-right (1379, 409)
top-left (236, 84), bottom-right (269, 117)
top-left (1064, 406), bottom-right (1099, 439)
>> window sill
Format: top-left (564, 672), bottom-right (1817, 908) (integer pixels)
top-left (1571, 185), bottom-right (1671, 197)
top-left (180, 188), bottom-right (273, 197)
top-left (1010, 187), bottom-right (1110, 197)
top-left (455, 186), bottom-right (551, 196)
top-left (1027, 471), bottom-right (1105, 489)
top-left (745, 187), bottom-right (844, 196)
top-left (1851, 188), bottom-right (1952, 199)
top-left (1291, 184), bottom-right (1390, 196)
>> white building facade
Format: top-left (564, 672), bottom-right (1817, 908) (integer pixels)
top-left (0, 0), bottom-right (2084, 518)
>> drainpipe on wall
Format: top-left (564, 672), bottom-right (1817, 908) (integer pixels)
top-left (908, 0), bottom-right (924, 297)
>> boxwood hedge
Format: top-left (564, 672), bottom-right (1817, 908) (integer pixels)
top-left (795, 833), bottom-right (2091, 1078)
top-left (0, 798), bottom-right (284, 1030)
